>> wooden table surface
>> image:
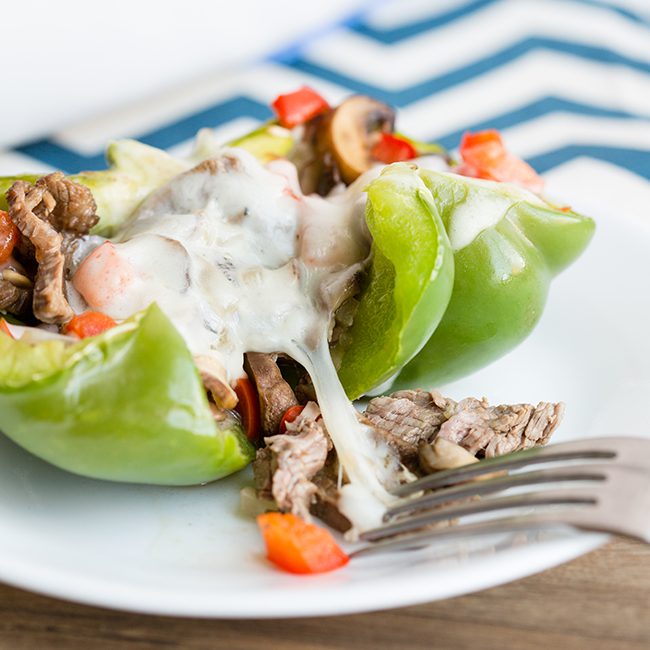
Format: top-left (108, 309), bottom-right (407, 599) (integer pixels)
top-left (0, 538), bottom-right (648, 650)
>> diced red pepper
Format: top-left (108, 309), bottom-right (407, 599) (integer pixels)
top-left (63, 311), bottom-right (117, 339)
top-left (0, 319), bottom-right (13, 339)
top-left (271, 87), bottom-right (329, 128)
top-left (257, 512), bottom-right (349, 574)
top-left (234, 377), bottom-right (261, 441)
top-left (0, 210), bottom-right (19, 265)
top-left (278, 404), bottom-right (305, 434)
top-left (458, 129), bottom-right (544, 193)
top-left (371, 132), bottom-right (418, 164)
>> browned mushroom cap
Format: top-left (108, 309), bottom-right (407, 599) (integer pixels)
top-left (194, 355), bottom-right (238, 410)
top-left (319, 95), bottom-right (396, 184)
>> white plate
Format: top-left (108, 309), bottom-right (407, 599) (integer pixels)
top-left (1, 158), bottom-right (648, 617)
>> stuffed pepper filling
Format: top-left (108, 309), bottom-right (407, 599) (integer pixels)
top-left (67, 148), bottom-right (420, 527)
top-left (0, 90), bottom-right (595, 545)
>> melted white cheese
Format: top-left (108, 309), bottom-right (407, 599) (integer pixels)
top-left (72, 148), bottom-right (400, 529)
top-left (437, 172), bottom-right (547, 251)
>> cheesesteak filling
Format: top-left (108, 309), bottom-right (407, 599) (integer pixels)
top-left (57, 148), bottom-right (406, 529)
top-left (3, 146), bottom-right (564, 535)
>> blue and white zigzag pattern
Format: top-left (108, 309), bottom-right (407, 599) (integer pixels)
top-left (5, 0), bottom-right (650, 180)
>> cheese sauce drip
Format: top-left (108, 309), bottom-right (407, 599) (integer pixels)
top-left (72, 148), bottom-right (399, 528)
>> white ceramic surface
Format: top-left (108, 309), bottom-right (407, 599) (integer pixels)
top-left (0, 158), bottom-right (648, 617)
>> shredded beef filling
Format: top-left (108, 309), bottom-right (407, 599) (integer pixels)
top-left (256, 402), bottom-right (331, 521)
top-left (244, 352), bottom-right (298, 435)
top-left (367, 389), bottom-right (563, 467)
top-left (437, 397), bottom-right (564, 457)
top-left (255, 386), bottom-right (564, 528)
top-left (253, 401), bottom-right (352, 532)
top-left (33, 172), bottom-right (99, 235)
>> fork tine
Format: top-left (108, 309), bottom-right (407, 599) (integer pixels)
top-left (362, 487), bottom-right (598, 542)
top-left (386, 465), bottom-right (608, 520)
top-left (351, 511), bottom-right (582, 557)
top-left (392, 437), bottom-right (629, 498)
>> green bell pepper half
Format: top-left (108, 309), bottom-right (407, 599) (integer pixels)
top-left (393, 170), bottom-right (595, 389)
top-left (336, 164), bottom-right (454, 399)
top-left (0, 304), bottom-right (254, 485)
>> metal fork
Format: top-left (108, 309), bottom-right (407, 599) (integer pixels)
top-left (353, 436), bottom-right (650, 556)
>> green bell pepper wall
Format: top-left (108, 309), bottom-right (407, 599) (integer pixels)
top-left (393, 170), bottom-right (595, 389)
top-left (0, 305), bottom-right (254, 485)
top-left (337, 165), bottom-right (454, 399)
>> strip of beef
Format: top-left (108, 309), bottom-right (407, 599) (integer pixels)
top-left (34, 173), bottom-right (99, 235)
top-left (310, 461), bottom-right (352, 532)
top-left (256, 402), bottom-right (330, 520)
top-left (253, 401), bottom-right (352, 531)
top-left (365, 389), bottom-right (563, 468)
top-left (438, 397), bottom-right (564, 457)
top-left (244, 352), bottom-right (298, 435)
top-left (364, 389), bottom-right (456, 467)
top-left (6, 181), bottom-right (74, 324)
top-left (5, 174), bottom-right (99, 324)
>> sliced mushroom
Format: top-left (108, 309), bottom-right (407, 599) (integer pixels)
top-left (34, 172), bottom-right (99, 236)
top-left (244, 352), bottom-right (299, 435)
top-left (293, 113), bottom-right (341, 196)
top-left (0, 277), bottom-right (31, 316)
top-left (418, 437), bottom-right (479, 474)
top-left (194, 355), bottom-right (238, 410)
top-left (1, 268), bottom-right (33, 289)
top-left (319, 95), bottom-right (395, 184)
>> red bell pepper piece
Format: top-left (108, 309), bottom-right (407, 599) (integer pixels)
top-left (458, 130), bottom-right (544, 193)
top-left (0, 319), bottom-right (13, 338)
top-left (257, 512), bottom-right (349, 574)
top-left (0, 210), bottom-right (19, 265)
top-left (278, 404), bottom-right (305, 434)
top-left (234, 377), bottom-right (262, 441)
top-left (371, 132), bottom-right (417, 164)
top-left (271, 87), bottom-right (329, 128)
top-left (64, 311), bottom-right (117, 339)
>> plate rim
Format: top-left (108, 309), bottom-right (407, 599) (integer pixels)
top-left (0, 158), bottom-right (645, 617)
top-left (0, 532), bottom-right (608, 618)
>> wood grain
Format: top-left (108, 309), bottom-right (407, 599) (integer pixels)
top-left (1, 538), bottom-right (648, 650)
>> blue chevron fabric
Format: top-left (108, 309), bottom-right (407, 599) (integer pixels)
top-left (2, 0), bottom-right (649, 180)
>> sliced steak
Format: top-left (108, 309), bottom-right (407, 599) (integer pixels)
top-left (254, 401), bottom-right (352, 530)
top-left (252, 446), bottom-right (274, 500)
top-left (244, 352), bottom-right (298, 435)
top-left (364, 389), bottom-right (456, 465)
top-left (366, 389), bottom-right (563, 466)
top-left (34, 172), bottom-right (99, 236)
top-left (6, 181), bottom-right (74, 324)
top-left (438, 398), bottom-right (565, 457)
top-left (310, 464), bottom-right (352, 533)
top-left (261, 402), bottom-right (330, 520)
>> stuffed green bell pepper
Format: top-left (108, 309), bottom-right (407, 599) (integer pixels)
top-left (392, 170), bottom-right (595, 389)
top-left (0, 141), bottom-right (453, 484)
top-left (0, 88), bottom-right (593, 492)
